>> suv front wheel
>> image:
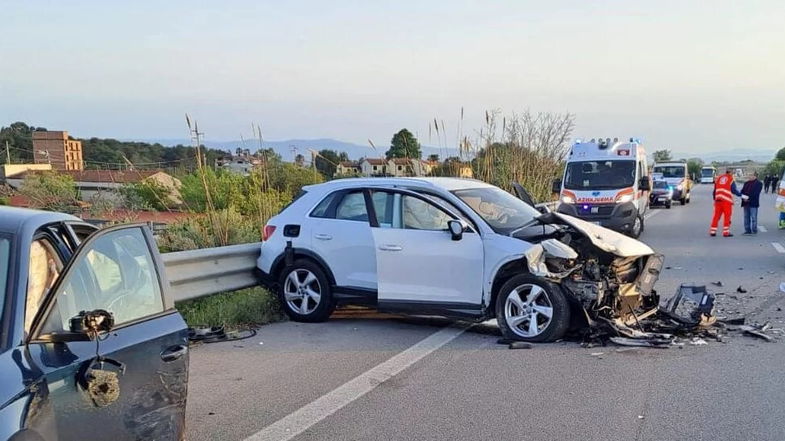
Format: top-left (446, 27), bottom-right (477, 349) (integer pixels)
top-left (278, 259), bottom-right (335, 322)
top-left (495, 275), bottom-right (570, 342)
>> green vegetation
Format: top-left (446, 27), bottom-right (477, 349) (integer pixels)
top-left (314, 149), bottom-right (349, 178)
top-left (19, 171), bottom-right (79, 212)
top-left (386, 128), bottom-right (422, 159)
top-left (0, 122), bottom-right (45, 163)
top-left (120, 180), bottom-right (176, 211)
top-left (176, 287), bottom-right (283, 328)
top-left (652, 149), bottom-right (673, 162)
top-left (687, 158), bottom-right (703, 180)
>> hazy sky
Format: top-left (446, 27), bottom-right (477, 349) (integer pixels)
top-left (2, 0), bottom-right (784, 152)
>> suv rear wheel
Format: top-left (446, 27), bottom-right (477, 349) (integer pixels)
top-left (278, 259), bottom-right (335, 322)
top-left (495, 275), bottom-right (570, 342)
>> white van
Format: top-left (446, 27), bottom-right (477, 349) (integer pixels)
top-left (651, 161), bottom-right (692, 204)
top-left (700, 166), bottom-right (716, 184)
top-left (553, 138), bottom-right (650, 238)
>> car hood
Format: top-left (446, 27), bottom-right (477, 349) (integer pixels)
top-left (550, 212), bottom-right (654, 257)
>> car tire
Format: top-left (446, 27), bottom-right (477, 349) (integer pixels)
top-left (680, 197), bottom-right (686, 205)
top-left (666, 201), bottom-right (672, 209)
top-left (628, 213), bottom-right (644, 238)
top-left (277, 259), bottom-right (335, 323)
top-left (495, 275), bottom-right (570, 342)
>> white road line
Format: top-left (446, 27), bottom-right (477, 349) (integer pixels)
top-left (772, 242), bottom-right (785, 254)
top-left (759, 225), bottom-right (768, 233)
top-left (244, 323), bottom-right (472, 441)
top-left (644, 209), bottom-right (661, 221)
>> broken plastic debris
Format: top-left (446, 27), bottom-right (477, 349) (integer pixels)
top-left (780, 283), bottom-right (785, 293)
top-left (509, 342), bottom-right (533, 350)
top-left (736, 286), bottom-right (747, 294)
top-left (712, 281), bottom-right (724, 287)
top-left (590, 352), bottom-right (604, 356)
top-left (690, 338), bottom-right (708, 346)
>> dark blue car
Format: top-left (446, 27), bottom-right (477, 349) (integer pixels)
top-left (0, 207), bottom-right (189, 440)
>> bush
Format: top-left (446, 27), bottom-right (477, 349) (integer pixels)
top-left (120, 180), bottom-right (175, 211)
top-left (19, 171), bottom-right (79, 212)
top-left (157, 208), bottom-right (260, 252)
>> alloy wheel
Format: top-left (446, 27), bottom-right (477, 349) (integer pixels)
top-left (504, 283), bottom-right (553, 338)
top-left (283, 269), bottom-right (322, 315)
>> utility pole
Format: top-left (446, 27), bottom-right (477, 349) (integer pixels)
top-left (4, 141), bottom-right (10, 164)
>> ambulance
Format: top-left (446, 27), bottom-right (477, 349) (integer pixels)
top-left (552, 138), bottom-right (651, 238)
top-left (651, 161), bottom-right (692, 205)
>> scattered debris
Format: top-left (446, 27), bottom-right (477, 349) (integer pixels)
top-left (712, 281), bottom-right (724, 287)
top-left (188, 326), bottom-right (257, 344)
top-left (590, 352), bottom-right (604, 356)
top-left (610, 337), bottom-right (671, 348)
top-left (690, 338), bottom-right (708, 346)
top-left (509, 342), bottom-right (533, 350)
top-left (736, 286), bottom-right (748, 294)
top-left (638, 415), bottom-right (645, 420)
top-left (780, 283), bottom-right (785, 293)
top-left (741, 326), bottom-right (774, 342)
top-left (721, 317), bottom-right (746, 325)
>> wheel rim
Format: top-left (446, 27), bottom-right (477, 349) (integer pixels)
top-left (504, 283), bottom-right (553, 338)
top-left (632, 216), bottom-right (641, 235)
top-left (283, 269), bottom-right (321, 315)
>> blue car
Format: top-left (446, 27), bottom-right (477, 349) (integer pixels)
top-left (0, 207), bottom-right (189, 440)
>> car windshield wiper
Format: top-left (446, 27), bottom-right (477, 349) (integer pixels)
top-left (508, 216), bottom-right (542, 237)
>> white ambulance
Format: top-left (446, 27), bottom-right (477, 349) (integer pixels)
top-left (552, 138), bottom-right (651, 238)
top-left (651, 161), bottom-right (692, 204)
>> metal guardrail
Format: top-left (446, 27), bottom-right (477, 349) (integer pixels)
top-left (162, 242), bottom-right (262, 302)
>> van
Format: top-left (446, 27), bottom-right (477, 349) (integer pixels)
top-left (552, 138), bottom-right (650, 238)
top-left (651, 161), bottom-right (692, 204)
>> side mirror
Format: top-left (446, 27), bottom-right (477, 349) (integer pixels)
top-left (639, 178), bottom-right (651, 191)
top-left (551, 179), bottom-right (562, 194)
top-left (69, 309), bottom-right (115, 338)
top-left (447, 220), bottom-right (464, 241)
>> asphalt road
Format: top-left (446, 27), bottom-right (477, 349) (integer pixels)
top-left (186, 184), bottom-right (785, 441)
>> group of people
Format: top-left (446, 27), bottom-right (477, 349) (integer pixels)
top-left (709, 169), bottom-right (772, 237)
top-left (763, 174), bottom-right (780, 193)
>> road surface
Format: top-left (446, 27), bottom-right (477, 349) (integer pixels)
top-left (186, 184), bottom-right (785, 441)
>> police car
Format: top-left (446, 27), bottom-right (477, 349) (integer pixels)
top-left (552, 138), bottom-right (651, 238)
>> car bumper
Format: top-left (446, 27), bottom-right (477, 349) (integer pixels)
top-left (255, 268), bottom-right (276, 290)
top-left (556, 202), bottom-right (638, 233)
top-left (649, 194), bottom-right (672, 205)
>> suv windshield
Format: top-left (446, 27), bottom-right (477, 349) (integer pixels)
top-left (0, 236), bottom-right (9, 334)
top-left (653, 166), bottom-right (685, 178)
top-left (653, 181), bottom-right (669, 189)
top-left (564, 160), bottom-right (636, 190)
top-left (701, 169), bottom-right (714, 177)
top-left (452, 187), bottom-right (540, 234)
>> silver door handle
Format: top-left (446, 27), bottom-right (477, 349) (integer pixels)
top-left (315, 234), bottom-right (333, 240)
top-left (379, 244), bottom-right (402, 251)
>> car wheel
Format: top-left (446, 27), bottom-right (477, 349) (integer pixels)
top-left (666, 201), bottom-right (672, 209)
top-left (628, 213), bottom-right (644, 238)
top-left (680, 197), bottom-right (686, 205)
top-left (495, 275), bottom-right (570, 342)
top-left (278, 259), bottom-right (335, 322)
top-left (685, 194), bottom-right (691, 204)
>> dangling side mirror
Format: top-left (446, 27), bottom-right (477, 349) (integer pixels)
top-left (447, 220), bottom-right (464, 241)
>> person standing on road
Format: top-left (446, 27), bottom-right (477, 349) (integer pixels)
top-left (763, 175), bottom-right (771, 193)
top-left (773, 175), bottom-right (780, 195)
top-left (740, 172), bottom-right (763, 234)
top-left (710, 168), bottom-right (742, 237)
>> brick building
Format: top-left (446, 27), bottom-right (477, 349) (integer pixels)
top-left (32, 131), bottom-right (84, 171)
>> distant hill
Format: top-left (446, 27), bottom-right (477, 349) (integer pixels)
top-left (670, 148), bottom-right (777, 163)
top-left (135, 138), bottom-right (460, 162)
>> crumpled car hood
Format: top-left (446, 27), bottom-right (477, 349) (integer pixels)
top-left (552, 212), bottom-right (654, 257)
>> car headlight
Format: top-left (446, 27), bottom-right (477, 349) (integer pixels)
top-left (561, 195), bottom-right (575, 204)
top-left (676, 184), bottom-right (683, 191)
top-left (616, 194), bottom-right (633, 204)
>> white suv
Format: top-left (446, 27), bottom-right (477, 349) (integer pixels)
top-left (257, 177), bottom-right (663, 342)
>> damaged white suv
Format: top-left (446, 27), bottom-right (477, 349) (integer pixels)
top-left (257, 177), bottom-right (663, 342)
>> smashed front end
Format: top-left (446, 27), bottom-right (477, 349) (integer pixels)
top-left (519, 212), bottom-right (664, 338)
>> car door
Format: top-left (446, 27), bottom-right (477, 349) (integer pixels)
top-left (370, 189), bottom-right (485, 316)
top-left (26, 224), bottom-right (188, 441)
top-left (308, 189), bottom-right (377, 290)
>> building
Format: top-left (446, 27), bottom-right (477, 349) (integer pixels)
top-left (0, 163), bottom-right (52, 180)
top-left (32, 131), bottom-right (84, 171)
top-left (360, 158), bottom-right (389, 176)
top-left (336, 161), bottom-right (361, 176)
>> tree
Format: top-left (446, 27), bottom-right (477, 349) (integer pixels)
top-left (686, 158), bottom-right (703, 181)
top-left (0, 122), bottom-right (47, 164)
top-left (652, 150), bottom-right (672, 162)
top-left (386, 129), bottom-right (422, 159)
top-left (19, 171), bottom-right (78, 212)
top-left (775, 147), bottom-right (785, 161)
top-left (427, 154), bottom-right (440, 162)
top-left (314, 149), bottom-right (348, 178)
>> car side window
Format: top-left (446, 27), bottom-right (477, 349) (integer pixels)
top-left (39, 227), bottom-right (165, 334)
top-left (335, 191), bottom-right (369, 222)
top-left (369, 191), bottom-right (395, 227)
top-left (402, 195), bottom-right (453, 231)
top-left (26, 238), bottom-right (63, 333)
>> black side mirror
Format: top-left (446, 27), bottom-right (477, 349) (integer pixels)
top-left (639, 178), bottom-right (651, 191)
top-left (70, 309), bottom-right (115, 338)
top-left (447, 220), bottom-right (464, 241)
top-left (551, 179), bottom-right (562, 194)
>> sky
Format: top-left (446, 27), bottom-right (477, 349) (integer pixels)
top-left (2, 0), bottom-right (784, 153)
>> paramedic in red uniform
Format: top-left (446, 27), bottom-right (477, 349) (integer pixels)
top-left (710, 168), bottom-right (742, 237)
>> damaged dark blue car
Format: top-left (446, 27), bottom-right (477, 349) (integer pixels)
top-left (0, 207), bottom-right (189, 440)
